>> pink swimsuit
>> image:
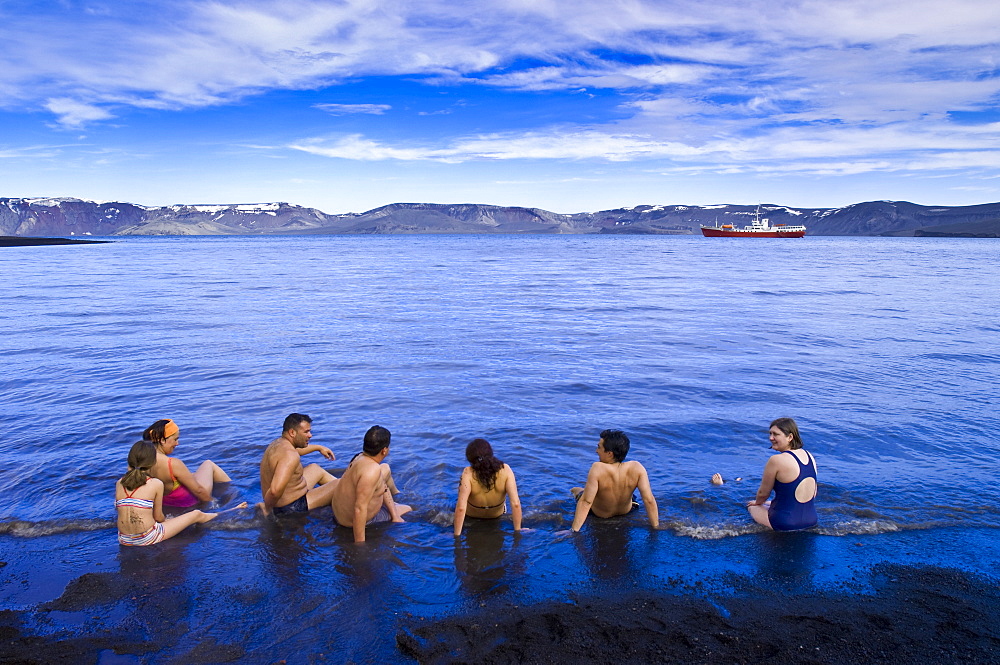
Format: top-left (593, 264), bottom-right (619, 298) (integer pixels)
top-left (162, 458), bottom-right (200, 507)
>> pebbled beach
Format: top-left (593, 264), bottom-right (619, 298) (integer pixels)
top-left (399, 564), bottom-right (1000, 664)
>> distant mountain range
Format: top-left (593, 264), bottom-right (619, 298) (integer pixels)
top-left (2, 197), bottom-right (999, 237)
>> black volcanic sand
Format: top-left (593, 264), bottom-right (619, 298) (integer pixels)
top-left (396, 564), bottom-right (1000, 665)
top-left (2, 564), bottom-right (1000, 664)
top-left (0, 236), bottom-right (110, 246)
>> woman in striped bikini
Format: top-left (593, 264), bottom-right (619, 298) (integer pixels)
top-left (116, 441), bottom-right (224, 546)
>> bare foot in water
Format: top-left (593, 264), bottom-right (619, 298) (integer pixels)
top-left (711, 473), bottom-right (724, 485)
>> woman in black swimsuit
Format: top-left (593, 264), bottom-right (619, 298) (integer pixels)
top-left (453, 438), bottom-right (524, 536)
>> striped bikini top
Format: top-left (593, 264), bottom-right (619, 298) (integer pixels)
top-left (115, 487), bottom-right (154, 510)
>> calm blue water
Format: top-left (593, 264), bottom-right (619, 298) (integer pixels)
top-left (1, 235), bottom-right (998, 661)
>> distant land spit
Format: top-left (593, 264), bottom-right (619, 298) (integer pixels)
top-left (0, 236), bottom-right (111, 247)
top-left (3, 197), bottom-right (999, 238)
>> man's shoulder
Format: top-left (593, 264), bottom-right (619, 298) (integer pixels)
top-left (265, 438), bottom-right (298, 461)
top-left (588, 461), bottom-right (611, 477)
top-left (624, 460), bottom-right (649, 477)
top-left (348, 454), bottom-right (380, 481)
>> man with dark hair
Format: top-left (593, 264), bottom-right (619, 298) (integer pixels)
top-left (570, 429), bottom-right (659, 532)
top-left (259, 413), bottom-right (338, 516)
top-left (330, 425), bottom-right (411, 543)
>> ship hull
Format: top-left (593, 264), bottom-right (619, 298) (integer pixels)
top-left (700, 227), bottom-right (805, 238)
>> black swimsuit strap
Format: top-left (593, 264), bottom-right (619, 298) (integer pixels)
top-left (469, 501), bottom-right (504, 510)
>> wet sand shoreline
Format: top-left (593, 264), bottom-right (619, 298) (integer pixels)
top-left (398, 563), bottom-right (1000, 664)
top-left (3, 535), bottom-right (1000, 664)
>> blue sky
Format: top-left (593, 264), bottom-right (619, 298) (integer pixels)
top-left (2, 0), bottom-right (999, 214)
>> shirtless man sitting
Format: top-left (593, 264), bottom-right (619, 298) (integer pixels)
top-left (570, 429), bottom-right (659, 532)
top-left (330, 425), bottom-right (412, 543)
top-left (259, 413), bottom-right (338, 517)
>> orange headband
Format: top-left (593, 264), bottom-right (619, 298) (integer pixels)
top-left (163, 419), bottom-right (179, 439)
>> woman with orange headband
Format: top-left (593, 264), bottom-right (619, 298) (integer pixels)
top-left (142, 419), bottom-right (232, 507)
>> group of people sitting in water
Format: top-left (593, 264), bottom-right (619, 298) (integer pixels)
top-left (115, 414), bottom-right (818, 547)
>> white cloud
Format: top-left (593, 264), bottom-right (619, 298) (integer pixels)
top-left (0, 0), bottom-right (998, 182)
top-left (2, 2), bottom-right (996, 101)
top-left (0, 145), bottom-right (64, 159)
top-left (314, 103), bottom-right (391, 115)
top-left (43, 98), bottom-right (114, 128)
top-left (289, 129), bottom-right (728, 163)
top-left (290, 135), bottom-right (452, 161)
top-left (472, 62), bottom-right (716, 91)
top-left (286, 113), bottom-right (1000, 183)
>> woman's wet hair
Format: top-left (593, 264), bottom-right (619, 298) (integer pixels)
top-left (600, 429), bottom-right (630, 462)
top-left (142, 419), bottom-right (173, 446)
top-left (770, 417), bottom-right (803, 449)
top-left (121, 440), bottom-right (157, 492)
top-left (466, 438), bottom-right (504, 492)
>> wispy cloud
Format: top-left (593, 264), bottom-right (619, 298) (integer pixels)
top-left (314, 103), bottom-right (391, 115)
top-left (43, 98), bottom-right (114, 128)
top-left (4, 1), bottom-right (998, 120)
top-left (0, 144), bottom-right (67, 159)
top-left (3, 0), bottom-right (1000, 193)
top-left (288, 115), bottom-right (1000, 179)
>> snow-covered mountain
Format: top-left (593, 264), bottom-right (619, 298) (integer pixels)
top-left (2, 197), bottom-right (999, 237)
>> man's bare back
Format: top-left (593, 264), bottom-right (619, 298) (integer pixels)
top-left (578, 461), bottom-right (646, 516)
top-left (330, 426), bottom-right (412, 542)
top-left (571, 431), bottom-right (659, 532)
top-left (260, 437), bottom-right (309, 509)
top-left (331, 455), bottom-right (388, 521)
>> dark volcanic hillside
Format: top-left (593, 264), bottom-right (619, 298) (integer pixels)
top-left (3, 197), bottom-right (999, 237)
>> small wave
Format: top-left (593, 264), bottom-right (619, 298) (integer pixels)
top-left (918, 352), bottom-right (1000, 365)
top-left (0, 518), bottom-right (113, 537)
top-left (813, 519), bottom-right (902, 536)
top-left (422, 508), bottom-right (569, 529)
top-left (204, 518), bottom-right (262, 531)
top-left (670, 517), bottom-right (906, 539)
top-left (670, 521), bottom-right (764, 540)
top-left (426, 509), bottom-right (455, 528)
top-left (750, 290), bottom-right (865, 297)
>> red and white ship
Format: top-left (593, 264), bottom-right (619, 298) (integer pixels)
top-left (700, 207), bottom-right (806, 237)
